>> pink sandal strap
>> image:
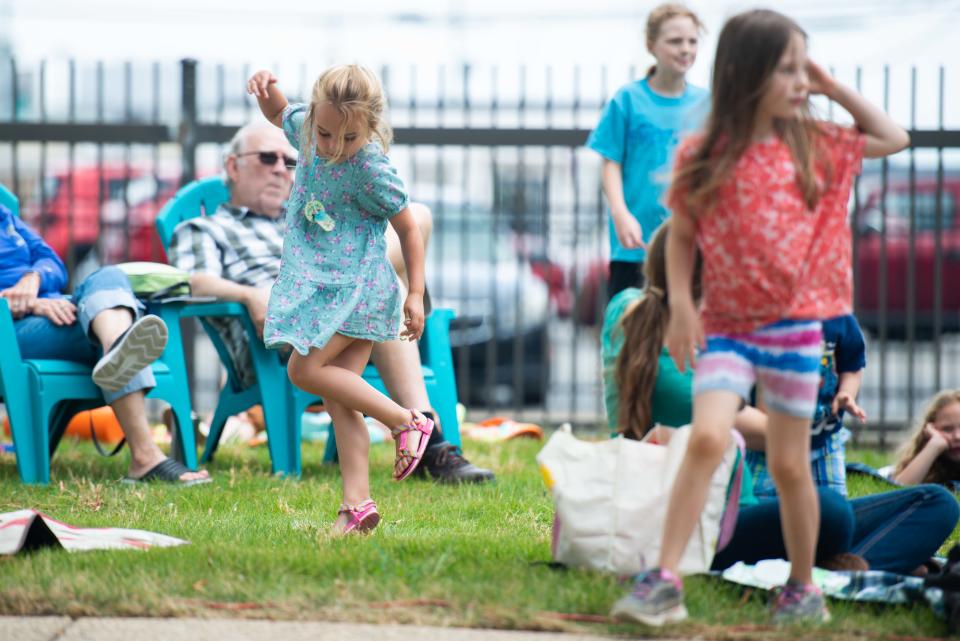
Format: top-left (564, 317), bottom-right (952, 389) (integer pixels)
top-left (392, 410), bottom-right (434, 481)
top-left (337, 499), bottom-right (379, 534)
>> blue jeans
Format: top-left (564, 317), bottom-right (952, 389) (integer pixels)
top-left (711, 487), bottom-right (855, 571)
top-left (848, 484), bottom-right (959, 574)
top-left (14, 266), bottom-right (154, 404)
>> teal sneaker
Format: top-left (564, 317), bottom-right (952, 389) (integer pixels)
top-left (610, 568), bottom-right (687, 627)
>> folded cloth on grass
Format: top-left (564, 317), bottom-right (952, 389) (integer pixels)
top-left (721, 559), bottom-right (946, 620)
top-left (845, 461), bottom-right (901, 486)
top-left (463, 417), bottom-right (544, 442)
top-left (846, 461), bottom-right (960, 494)
top-left (0, 509), bottom-right (188, 554)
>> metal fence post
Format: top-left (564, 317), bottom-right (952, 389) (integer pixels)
top-left (179, 58), bottom-right (198, 186)
top-left (178, 57), bottom-right (199, 404)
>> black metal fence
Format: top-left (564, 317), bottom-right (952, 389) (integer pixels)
top-left (1, 58), bottom-right (958, 445)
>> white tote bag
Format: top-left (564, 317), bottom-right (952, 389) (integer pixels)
top-left (537, 425), bottom-right (743, 576)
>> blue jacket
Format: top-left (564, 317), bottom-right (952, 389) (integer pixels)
top-left (0, 204), bottom-right (68, 297)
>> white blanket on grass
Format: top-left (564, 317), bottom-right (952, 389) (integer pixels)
top-left (0, 509), bottom-right (188, 554)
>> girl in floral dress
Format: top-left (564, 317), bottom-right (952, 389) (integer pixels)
top-left (248, 64), bottom-right (432, 534)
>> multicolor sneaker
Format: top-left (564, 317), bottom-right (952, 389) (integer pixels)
top-left (610, 568), bottom-right (687, 627)
top-left (771, 582), bottom-right (831, 624)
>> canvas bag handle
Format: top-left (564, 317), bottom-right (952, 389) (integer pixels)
top-left (715, 429), bottom-right (746, 551)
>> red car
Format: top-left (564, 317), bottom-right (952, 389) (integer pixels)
top-left (572, 175), bottom-right (960, 333)
top-left (22, 166), bottom-right (178, 266)
top-left (855, 175), bottom-right (960, 335)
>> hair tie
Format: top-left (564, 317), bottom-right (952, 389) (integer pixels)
top-left (645, 286), bottom-right (666, 300)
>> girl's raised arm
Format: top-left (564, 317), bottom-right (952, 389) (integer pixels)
top-left (247, 70), bottom-right (289, 128)
top-left (809, 61), bottom-right (910, 159)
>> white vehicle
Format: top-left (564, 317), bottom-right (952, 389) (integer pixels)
top-left (426, 203), bottom-right (550, 406)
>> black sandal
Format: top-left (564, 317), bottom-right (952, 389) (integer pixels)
top-left (123, 458), bottom-right (210, 487)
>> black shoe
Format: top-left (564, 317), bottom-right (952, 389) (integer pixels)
top-left (419, 443), bottom-right (495, 484)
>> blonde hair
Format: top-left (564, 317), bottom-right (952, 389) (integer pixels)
top-left (301, 64), bottom-right (393, 163)
top-left (645, 3), bottom-right (704, 77)
top-left (894, 389), bottom-right (960, 485)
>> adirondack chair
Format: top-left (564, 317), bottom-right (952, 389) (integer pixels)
top-left (155, 176), bottom-right (460, 477)
top-left (0, 184), bottom-right (198, 484)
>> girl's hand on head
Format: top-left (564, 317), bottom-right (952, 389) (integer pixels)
top-left (806, 60), bottom-right (837, 99)
top-left (924, 423), bottom-right (950, 454)
top-left (664, 298), bottom-right (703, 373)
top-left (247, 70), bottom-right (278, 98)
top-left (400, 294), bottom-right (425, 341)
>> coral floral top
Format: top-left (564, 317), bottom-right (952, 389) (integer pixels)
top-left (667, 122), bottom-right (866, 335)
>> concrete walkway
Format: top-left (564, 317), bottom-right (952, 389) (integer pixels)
top-left (2, 616), bottom-right (694, 641)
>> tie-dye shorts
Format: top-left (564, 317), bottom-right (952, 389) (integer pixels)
top-left (693, 319), bottom-right (823, 419)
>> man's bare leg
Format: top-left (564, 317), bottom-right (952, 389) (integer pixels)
top-left (376, 202), bottom-right (493, 483)
top-left (92, 309), bottom-right (209, 483)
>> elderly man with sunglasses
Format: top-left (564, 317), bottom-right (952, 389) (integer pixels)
top-left (168, 121), bottom-right (494, 484)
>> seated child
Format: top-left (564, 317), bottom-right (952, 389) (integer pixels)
top-left (893, 389), bottom-right (960, 489)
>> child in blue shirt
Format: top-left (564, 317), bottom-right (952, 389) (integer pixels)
top-left (587, 3), bottom-right (708, 298)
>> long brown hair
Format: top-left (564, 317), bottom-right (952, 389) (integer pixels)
top-left (614, 220), bottom-right (702, 439)
top-left (645, 3), bottom-right (705, 78)
top-left (894, 389), bottom-right (960, 485)
top-left (671, 9), bottom-right (826, 216)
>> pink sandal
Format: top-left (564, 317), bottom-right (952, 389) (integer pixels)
top-left (391, 409), bottom-right (434, 481)
top-left (337, 499), bottom-right (380, 534)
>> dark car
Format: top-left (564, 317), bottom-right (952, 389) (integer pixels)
top-left (854, 175), bottom-right (960, 335)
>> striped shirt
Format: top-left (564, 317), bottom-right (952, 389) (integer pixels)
top-left (168, 204), bottom-right (285, 386)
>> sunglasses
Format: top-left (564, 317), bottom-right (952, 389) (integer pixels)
top-left (237, 151), bottom-right (297, 170)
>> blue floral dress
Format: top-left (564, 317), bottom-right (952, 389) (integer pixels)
top-left (264, 103), bottom-right (408, 354)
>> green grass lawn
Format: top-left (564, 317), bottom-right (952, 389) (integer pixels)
top-left (0, 436), bottom-right (955, 640)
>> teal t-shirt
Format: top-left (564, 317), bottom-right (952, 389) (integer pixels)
top-left (600, 287), bottom-right (758, 507)
top-left (601, 288), bottom-right (694, 434)
top-left (587, 78), bottom-right (708, 263)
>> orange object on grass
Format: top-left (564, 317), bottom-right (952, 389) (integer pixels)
top-left (4, 408), bottom-right (124, 443)
top-left (65, 407), bottom-right (125, 444)
top-left (463, 416), bottom-right (544, 442)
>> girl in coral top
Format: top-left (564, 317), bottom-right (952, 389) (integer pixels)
top-left (610, 9), bottom-right (909, 627)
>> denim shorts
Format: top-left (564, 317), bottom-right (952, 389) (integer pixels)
top-left (15, 266), bottom-right (154, 403)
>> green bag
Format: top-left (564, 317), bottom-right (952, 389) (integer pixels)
top-left (115, 262), bottom-right (191, 300)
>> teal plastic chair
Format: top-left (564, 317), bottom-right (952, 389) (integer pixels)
top-left (0, 184), bottom-right (198, 484)
top-left (155, 176), bottom-right (460, 477)
top-left (0, 185), bottom-right (18, 215)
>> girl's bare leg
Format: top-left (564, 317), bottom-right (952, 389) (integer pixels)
top-left (287, 333), bottom-right (429, 476)
top-left (288, 334), bottom-right (410, 427)
top-left (658, 390), bottom-right (741, 572)
top-left (766, 410), bottom-right (818, 585)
